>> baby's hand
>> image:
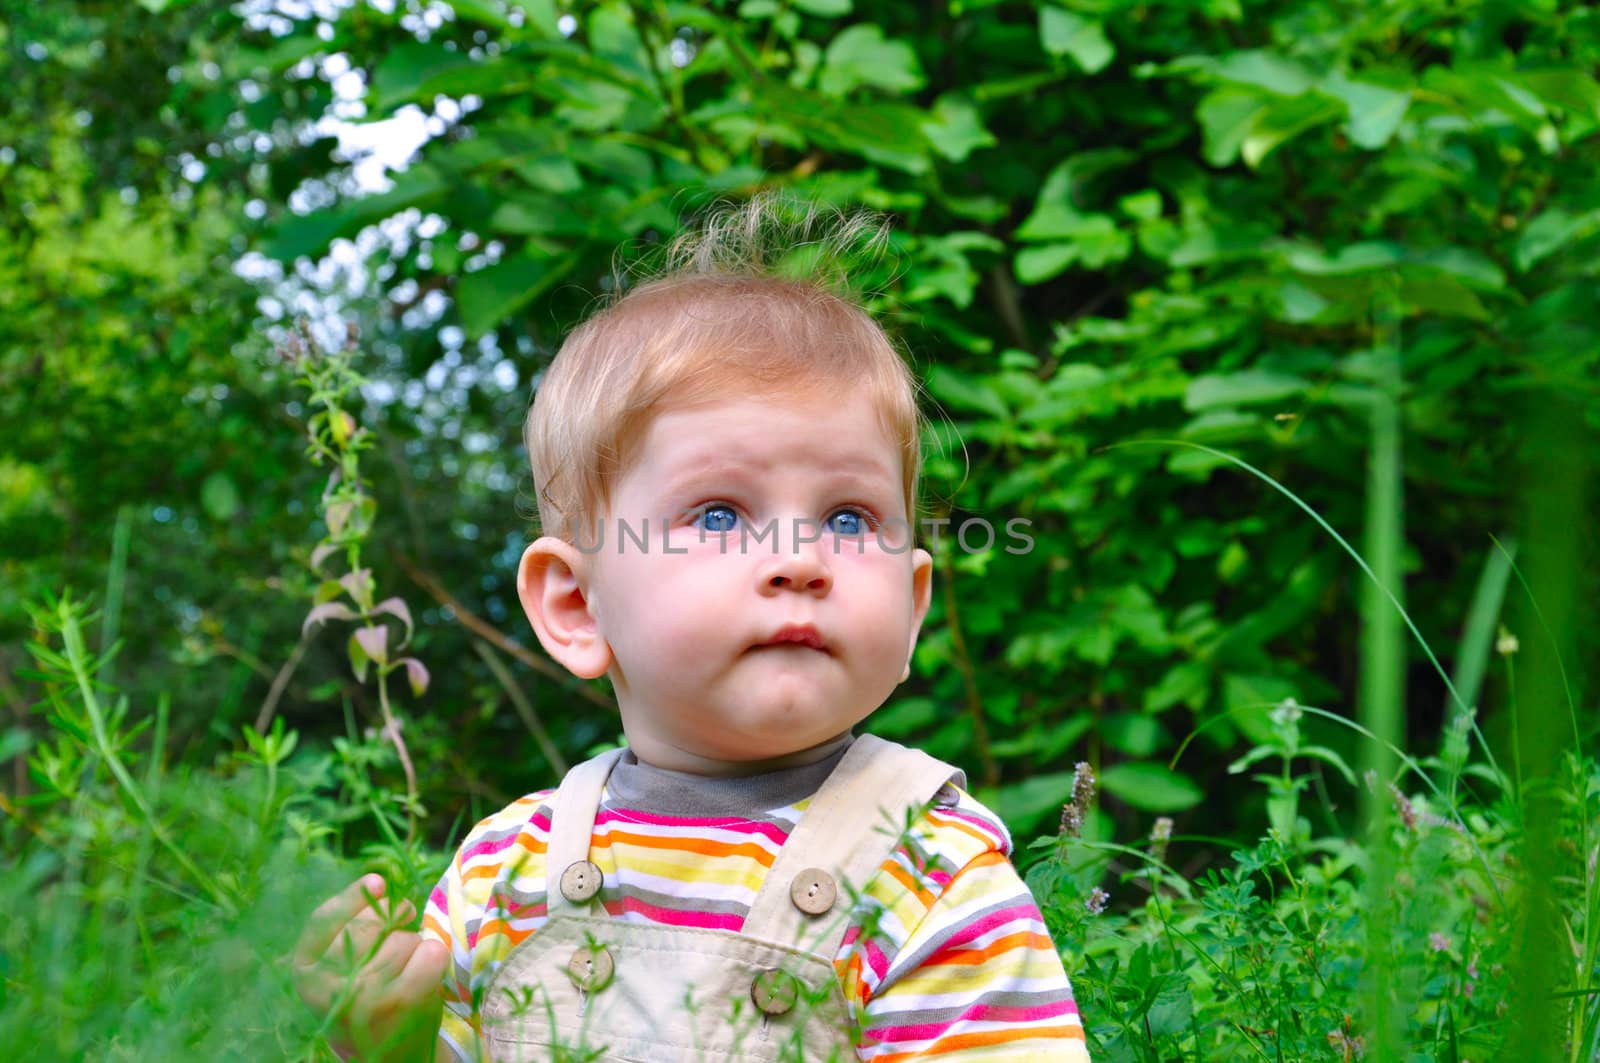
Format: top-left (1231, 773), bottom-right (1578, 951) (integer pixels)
top-left (293, 874), bottom-right (450, 1061)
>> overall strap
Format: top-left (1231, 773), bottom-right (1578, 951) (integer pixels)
top-left (742, 734), bottom-right (964, 949)
top-left (544, 747), bottom-right (627, 917)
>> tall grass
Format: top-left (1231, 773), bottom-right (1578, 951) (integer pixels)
top-left (1077, 353), bottom-right (1594, 1056)
top-left (2, 328), bottom-right (1594, 1060)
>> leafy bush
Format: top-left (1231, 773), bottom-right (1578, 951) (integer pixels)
top-left (5, 2), bottom-right (1599, 1059)
top-left (4, 329), bottom-right (1596, 1060)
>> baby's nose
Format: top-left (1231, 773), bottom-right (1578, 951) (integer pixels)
top-left (758, 521), bottom-right (833, 594)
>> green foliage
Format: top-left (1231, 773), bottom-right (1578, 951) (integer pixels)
top-left (4, 0), bottom-right (1600, 1058)
top-left (1030, 701), bottom-right (1599, 1061)
top-left (3, 591), bottom-right (445, 1059)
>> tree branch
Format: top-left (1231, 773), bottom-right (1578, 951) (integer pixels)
top-left (395, 552), bottom-right (617, 713)
top-left (936, 551), bottom-right (999, 789)
top-left (985, 262), bottom-right (1038, 360)
top-left (254, 631), bottom-right (312, 735)
top-left (0, 651), bottom-right (31, 798)
top-left (471, 640), bottom-right (569, 777)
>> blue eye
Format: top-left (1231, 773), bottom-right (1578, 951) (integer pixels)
top-left (695, 505), bottom-right (738, 533)
top-left (826, 509), bottom-right (868, 536)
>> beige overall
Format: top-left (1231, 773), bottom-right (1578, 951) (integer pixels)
top-left (479, 734), bottom-right (964, 1063)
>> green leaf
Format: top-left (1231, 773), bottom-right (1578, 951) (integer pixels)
top-left (1015, 243), bottom-right (1080, 284)
top-left (262, 167), bottom-right (448, 262)
top-left (0, 727), bottom-right (34, 763)
top-left (1518, 69), bottom-right (1600, 119)
top-left (1515, 208), bottom-right (1600, 272)
top-left (919, 94), bottom-right (996, 162)
top-left (370, 41), bottom-right (475, 113)
top-left (1039, 8), bottom-right (1114, 75)
top-left (1101, 714), bottom-right (1169, 758)
top-left (456, 252), bottom-right (572, 337)
top-left (818, 25), bottom-right (925, 97)
top-left (587, 3), bottom-right (653, 82)
top-left (809, 100), bottom-right (932, 173)
top-left (1036, 149), bottom-right (1138, 210)
top-left (448, 0), bottom-right (517, 29)
top-left (509, 0), bottom-right (561, 36)
top-left (1146, 983), bottom-right (1194, 1038)
top-left (740, 83), bottom-right (925, 169)
top-left (1240, 93), bottom-right (1343, 167)
top-left (1223, 673), bottom-right (1298, 746)
top-left (1210, 49), bottom-right (1318, 96)
top-left (1118, 190), bottom-right (1163, 221)
top-left (925, 365), bottom-right (1010, 420)
top-left (1185, 369), bottom-right (1309, 412)
top-left (1408, 246), bottom-right (1505, 291)
top-left (1145, 660), bottom-right (1210, 714)
top-left (1323, 72), bottom-right (1411, 149)
top-left (347, 631), bottom-right (370, 683)
top-left (553, 78), bottom-right (637, 131)
top-left (867, 696), bottom-right (941, 739)
top-left (200, 472), bottom-right (240, 522)
top-left (906, 232), bottom-right (1003, 309)
top-left (1099, 762), bottom-right (1203, 812)
top-left (791, 0), bottom-right (851, 15)
top-left (989, 771), bottom-right (1078, 837)
top-left (1196, 87), bottom-right (1268, 167)
top-left (1396, 274), bottom-right (1488, 321)
top-left (511, 154), bottom-right (583, 193)
top-left (1285, 240), bottom-right (1404, 275)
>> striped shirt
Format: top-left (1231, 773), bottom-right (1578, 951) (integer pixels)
top-left (422, 769), bottom-right (1090, 1060)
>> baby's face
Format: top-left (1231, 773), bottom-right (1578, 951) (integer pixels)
top-left (584, 389), bottom-right (932, 768)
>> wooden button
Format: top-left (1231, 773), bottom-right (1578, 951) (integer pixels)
top-left (789, 868), bottom-right (837, 916)
top-left (750, 968), bottom-right (800, 1016)
top-left (559, 860), bottom-right (604, 903)
top-left (565, 945), bottom-right (614, 992)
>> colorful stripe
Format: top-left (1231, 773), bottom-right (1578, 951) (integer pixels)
top-left (424, 782), bottom-right (1089, 1060)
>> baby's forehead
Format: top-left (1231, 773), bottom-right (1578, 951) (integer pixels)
top-left (632, 391), bottom-right (899, 467)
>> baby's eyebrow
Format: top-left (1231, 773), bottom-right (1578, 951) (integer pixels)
top-left (656, 459), bottom-right (897, 502)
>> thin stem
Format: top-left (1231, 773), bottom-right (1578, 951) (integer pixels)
top-left (375, 670), bottom-right (419, 844)
top-left (472, 640), bottom-right (568, 777)
top-left (1504, 654), bottom-right (1522, 801)
top-left (1104, 438), bottom-right (1506, 789)
top-left (57, 598), bottom-right (235, 914)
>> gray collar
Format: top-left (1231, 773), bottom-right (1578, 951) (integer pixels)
top-left (605, 733), bottom-right (855, 816)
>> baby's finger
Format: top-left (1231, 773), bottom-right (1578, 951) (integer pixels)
top-left (393, 937), bottom-right (451, 1005)
top-left (328, 905), bottom-right (394, 967)
top-left (381, 897), bottom-right (418, 928)
top-left (357, 937), bottom-right (449, 1020)
top-left (295, 874), bottom-right (386, 967)
top-left (365, 927), bottom-right (425, 983)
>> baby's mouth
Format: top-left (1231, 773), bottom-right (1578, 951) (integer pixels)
top-left (753, 623), bottom-right (831, 655)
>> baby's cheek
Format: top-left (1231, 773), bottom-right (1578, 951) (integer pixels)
top-left (648, 575), bottom-right (732, 654)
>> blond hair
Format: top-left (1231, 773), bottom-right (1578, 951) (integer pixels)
top-left (525, 193), bottom-right (923, 541)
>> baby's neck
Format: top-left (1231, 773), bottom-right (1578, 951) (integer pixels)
top-left (628, 730), bottom-right (853, 778)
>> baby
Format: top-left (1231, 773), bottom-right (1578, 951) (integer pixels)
top-left (295, 197), bottom-right (1091, 1061)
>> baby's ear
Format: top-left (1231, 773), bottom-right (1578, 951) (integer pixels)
top-left (517, 537), bottom-right (612, 680)
top-left (902, 547), bottom-right (935, 682)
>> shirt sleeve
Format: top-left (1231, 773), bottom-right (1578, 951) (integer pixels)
top-left (421, 790), bottom-right (557, 1063)
top-left (421, 828), bottom-right (492, 1063)
top-left (854, 850), bottom-right (1090, 1060)
top-left (838, 791), bottom-right (1091, 1061)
